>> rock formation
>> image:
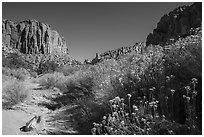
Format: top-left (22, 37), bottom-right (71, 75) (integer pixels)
top-left (84, 42), bottom-right (146, 65)
top-left (2, 19), bottom-right (68, 54)
top-left (146, 2), bottom-right (202, 46)
top-left (100, 42), bottom-right (145, 60)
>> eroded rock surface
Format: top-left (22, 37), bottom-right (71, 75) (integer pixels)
top-left (84, 42), bottom-right (146, 65)
top-left (146, 2), bottom-right (202, 46)
top-left (2, 19), bottom-right (68, 54)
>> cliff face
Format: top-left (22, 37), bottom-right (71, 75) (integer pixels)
top-left (85, 42), bottom-right (146, 65)
top-left (99, 42), bottom-right (145, 60)
top-left (146, 2), bottom-right (202, 46)
top-left (2, 19), bottom-right (68, 54)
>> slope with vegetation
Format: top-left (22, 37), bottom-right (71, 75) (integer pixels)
top-left (2, 2), bottom-right (202, 135)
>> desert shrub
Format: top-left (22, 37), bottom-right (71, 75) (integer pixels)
top-left (57, 69), bottom-right (96, 97)
top-left (48, 29), bottom-right (202, 134)
top-left (92, 78), bottom-right (201, 135)
top-left (29, 71), bottom-right (38, 78)
top-left (164, 32), bottom-right (202, 79)
top-left (2, 52), bottom-right (27, 69)
top-left (2, 79), bottom-right (28, 109)
top-left (107, 45), bottom-right (165, 100)
top-left (38, 60), bottom-right (59, 74)
top-left (56, 65), bottom-right (80, 76)
top-left (163, 29), bottom-right (202, 129)
top-left (2, 67), bottom-right (30, 81)
top-left (39, 72), bottom-right (67, 89)
top-left (2, 74), bottom-right (15, 82)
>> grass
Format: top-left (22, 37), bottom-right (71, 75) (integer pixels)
top-left (2, 79), bottom-right (28, 109)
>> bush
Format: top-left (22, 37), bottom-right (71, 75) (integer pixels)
top-left (39, 72), bottom-right (67, 89)
top-left (56, 65), bottom-right (80, 76)
top-left (2, 52), bottom-right (27, 69)
top-left (2, 79), bottom-right (28, 109)
top-left (47, 29), bottom-right (202, 134)
top-left (2, 67), bottom-right (30, 81)
top-left (91, 78), bottom-right (200, 135)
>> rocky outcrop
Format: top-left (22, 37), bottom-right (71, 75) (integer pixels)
top-left (84, 42), bottom-right (146, 65)
top-left (146, 2), bottom-right (202, 46)
top-left (2, 19), bottom-right (68, 54)
top-left (99, 42), bottom-right (145, 60)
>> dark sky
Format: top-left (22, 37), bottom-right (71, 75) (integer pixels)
top-left (3, 2), bottom-right (192, 62)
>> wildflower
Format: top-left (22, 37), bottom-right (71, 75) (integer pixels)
top-left (168, 130), bottom-right (174, 135)
top-left (132, 105), bottom-right (137, 109)
top-left (141, 118), bottom-right (146, 123)
top-left (95, 123), bottom-right (100, 127)
top-left (149, 102), bottom-right (153, 107)
top-left (192, 91), bottom-right (198, 97)
top-left (162, 115), bottom-right (166, 120)
top-left (121, 103), bottom-right (125, 107)
top-left (109, 99), bottom-right (114, 104)
top-left (192, 78), bottom-right (198, 84)
top-left (102, 120), bottom-right (106, 124)
top-left (113, 112), bottom-right (118, 117)
top-left (155, 114), bottom-right (160, 119)
top-left (153, 104), bottom-right (158, 109)
top-left (119, 77), bottom-right (122, 83)
top-left (103, 116), bottom-right (107, 120)
top-left (112, 104), bottom-right (117, 109)
top-left (185, 86), bottom-right (191, 91)
top-left (170, 89), bottom-right (176, 96)
top-left (165, 96), bottom-right (168, 101)
top-left (127, 94), bottom-right (132, 98)
top-left (93, 122), bottom-right (97, 126)
top-left (140, 100), bottom-right (143, 104)
top-left (146, 122), bottom-right (150, 126)
top-left (166, 76), bottom-right (170, 82)
top-left (115, 96), bottom-right (120, 102)
top-left (149, 88), bottom-right (153, 92)
top-left (91, 127), bottom-right (96, 135)
top-left (170, 75), bottom-right (175, 79)
top-left (112, 116), bottom-right (116, 122)
top-left (108, 115), bottom-right (112, 122)
top-left (143, 96), bottom-right (146, 100)
top-left (183, 95), bottom-right (186, 98)
top-left (186, 97), bottom-right (191, 103)
top-left (120, 121), bottom-right (125, 126)
top-left (147, 128), bottom-right (151, 131)
top-left (121, 98), bottom-right (124, 102)
top-left (133, 105), bottom-right (138, 111)
top-left (132, 113), bottom-right (136, 117)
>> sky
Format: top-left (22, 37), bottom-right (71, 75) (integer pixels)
top-left (2, 2), bottom-right (193, 62)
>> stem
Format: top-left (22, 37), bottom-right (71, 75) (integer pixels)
top-left (128, 97), bottom-right (131, 114)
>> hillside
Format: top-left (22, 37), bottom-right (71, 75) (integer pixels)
top-left (146, 2), bottom-right (201, 46)
top-left (2, 19), bottom-right (81, 74)
top-left (2, 2), bottom-right (202, 135)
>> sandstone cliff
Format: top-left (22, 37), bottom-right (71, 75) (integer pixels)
top-left (146, 2), bottom-right (202, 46)
top-left (2, 19), bottom-right (68, 54)
top-left (85, 42), bottom-right (146, 65)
